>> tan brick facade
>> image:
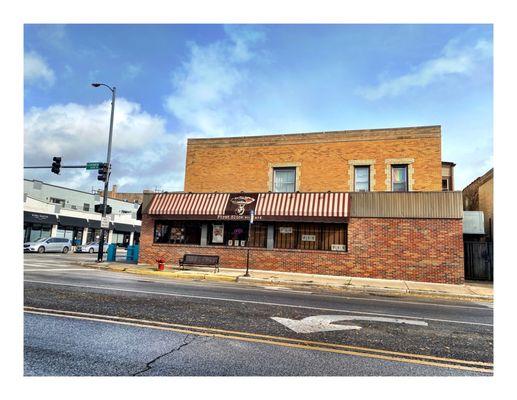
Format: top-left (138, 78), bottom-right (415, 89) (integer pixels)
top-left (185, 126), bottom-right (442, 193)
top-left (463, 168), bottom-right (493, 236)
top-left (140, 214), bottom-right (464, 284)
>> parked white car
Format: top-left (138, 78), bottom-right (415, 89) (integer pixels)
top-left (24, 237), bottom-right (72, 253)
top-left (75, 242), bottom-right (108, 254)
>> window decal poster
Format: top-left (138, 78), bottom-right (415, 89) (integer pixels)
top-left (212, 224), bottom-right (224, 243)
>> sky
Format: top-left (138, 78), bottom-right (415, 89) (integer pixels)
top-left (23, 24), bottom-right (493, 193)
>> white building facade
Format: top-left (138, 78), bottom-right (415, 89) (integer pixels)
top-left (24, 179), bottom-right (141, 247)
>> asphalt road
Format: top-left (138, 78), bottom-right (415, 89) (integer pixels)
top-left (23, 253), bottom-right (493, 376)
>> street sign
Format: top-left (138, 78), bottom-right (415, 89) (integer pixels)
top-left (86, 162), bottom-right (102, 170)
top-left (100, 217), bottom-right (110, 229)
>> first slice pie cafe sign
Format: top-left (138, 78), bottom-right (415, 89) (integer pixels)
top-left (216, 193), bottom-right (262, 221)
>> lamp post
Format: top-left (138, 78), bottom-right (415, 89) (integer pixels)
top-left (244, 210), bottom-right (254, 277)
top-left (91, 83), bottom-right (116, 262)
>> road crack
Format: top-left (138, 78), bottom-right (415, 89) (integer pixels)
top-left (132, 334), bottom-right (195, 376)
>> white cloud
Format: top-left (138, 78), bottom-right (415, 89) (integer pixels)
top-left (24, 27), bottom-right (269, 193)
top-left (164, 25), bottom-right (265, 137)
top-left (122, 63), bottom-right (142, 80)
top-left (358, 38), bottom-right (492, 100)
top-left (24, 51), bottom-right (56, 87)
top-left (35, 25), bottom-right (68, 49)
top-left (24, 98), bottom-right (186, 192)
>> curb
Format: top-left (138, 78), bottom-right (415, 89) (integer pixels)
top-left (81, 263), bottom-right (492, 302)
top-left (237, 276), bottom-right (493, 302)
top-left (82, 263), bottom-right (238, 283)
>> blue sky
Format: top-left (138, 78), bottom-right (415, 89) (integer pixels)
top-left (24, 24), bottom-right (492, 192)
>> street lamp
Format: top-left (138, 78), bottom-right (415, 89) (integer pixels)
top-left (91, 82), bottom-right (116, 262)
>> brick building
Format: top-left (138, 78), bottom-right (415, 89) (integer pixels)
top-left (139, 125), bottom-right (464, 284)
top-left (463, 168), bottom-right (493, 239)
top-left (97, 184), bottom-right (144, 205)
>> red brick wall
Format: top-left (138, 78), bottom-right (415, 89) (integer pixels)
top-left (139, 215), bottom-right (464, 284)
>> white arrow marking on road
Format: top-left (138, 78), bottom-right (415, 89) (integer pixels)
top-left (271, 315), bottom-right (428, 333)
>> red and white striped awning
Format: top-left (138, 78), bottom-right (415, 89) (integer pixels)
top-left (255, 192), bottom-right (349, 220)
top-left (147, 192), bottom-right (349, 222)
top-left (148, 192), bottom-right (229, 216)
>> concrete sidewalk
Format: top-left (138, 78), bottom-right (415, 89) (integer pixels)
top-left (82, 262), bottom-right (493, 302)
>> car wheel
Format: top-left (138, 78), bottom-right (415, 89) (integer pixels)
top-left (38, 246), bottom-right (45, 254)
top-left (62, 247), bottom-right (69, 254)
top-left (89, 248), bottom-right (94, 254)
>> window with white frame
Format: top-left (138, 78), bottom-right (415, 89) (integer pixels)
top-left (354, 166), bottom-right (370, 192)
top-left (273, 167), bottom-right (296, 192)
top-left (391, 165), bottom-right (408, 192)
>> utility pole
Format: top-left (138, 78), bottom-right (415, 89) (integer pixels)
top-left (92, 83), bottom-right (116, 262)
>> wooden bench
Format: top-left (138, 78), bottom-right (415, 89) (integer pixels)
top-left (179, 254), bottom-right (220, 273)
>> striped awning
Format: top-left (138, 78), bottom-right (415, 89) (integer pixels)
top-left (255, 192), bottom-right (349, 221)
top-left (147, 192), bottom-right (349, 222)
top-left (148, 192), bottom-right (229, 216)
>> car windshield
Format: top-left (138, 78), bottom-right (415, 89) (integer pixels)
top-left (87, 242), bottom-right (97, 246)
top-left (35, 237), bottom-right (49, 243)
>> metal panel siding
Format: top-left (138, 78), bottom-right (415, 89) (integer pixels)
top-left (350, 191), bottom-right (463, 219)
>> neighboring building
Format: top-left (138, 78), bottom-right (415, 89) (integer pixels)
top-left (24, 179), bottom-right (141, 247)
top-left (140, 125), bottom-right (464, 284)
top-left (441, 161), bottom-right (456, 191)
top-left (463, 168), bottom-right (493, 239)
top-left (96, 184), bottom-right (144, 205)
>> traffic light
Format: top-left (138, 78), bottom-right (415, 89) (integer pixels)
top-left (51, 157), bottom-right (61, 174)
top-left (97, 163), bottom-right (109, 182)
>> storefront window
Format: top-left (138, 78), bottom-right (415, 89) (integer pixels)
top-left (224, 222), bottom-right (249, 247)
top-left (56, 225), bottom-right (74, 240)
top-left (248, 223), bottom-right (268, 248)
top-left (87, 229), bottom-right (102, 243)
top-left (154, 221), bottom-right (201, 245)
top-left (274, 222), bottom-right (347, 251)
top-left (27, 223), bottom-right (52, 242)
top-left (111, 231), bottom-right (130, 247)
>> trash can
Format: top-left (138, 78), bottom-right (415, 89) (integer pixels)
top-left (107, 243), bottom-right (117, 262)
top-left (133, 245), bottom-right (139, 262)
top-left (126, 245), bottom-right (134, 261)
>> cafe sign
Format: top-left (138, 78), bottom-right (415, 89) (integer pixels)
top-left (216, 193), bottom-right (262, 221)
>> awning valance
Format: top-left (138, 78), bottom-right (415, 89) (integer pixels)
top-left (255, 192), bottom-right (349, 221)
top-left (58, 215), bottom-right (89, 228)
top-left (24, 211), bottom-right (58, 225)
top-left (148, 193), bottom-right (229, 216)
top-left (147, 192), bottom-right (349, 222)
top-left (113, 222), bottom-right (136, 232)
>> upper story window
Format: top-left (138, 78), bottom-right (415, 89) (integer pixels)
top-left (273, 167), bottom-right (296, 192)
top-left (83, 203), bottom-right (90, 212)
top-left (354, 166), bottom-right (370, 192)
top-left (49, 197), bottom-right (65, 207)
top-left (391, 165), bottom-right (408, 192)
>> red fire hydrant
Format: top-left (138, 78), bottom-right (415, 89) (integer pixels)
top-left (156, 258), bottom-right (166, 271)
